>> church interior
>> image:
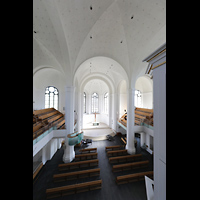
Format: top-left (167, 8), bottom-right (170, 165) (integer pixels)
top-left (33, 0), bottom-right (166, 199)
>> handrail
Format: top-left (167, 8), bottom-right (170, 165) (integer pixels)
top-left (67, 131), bottom-right (83, 138)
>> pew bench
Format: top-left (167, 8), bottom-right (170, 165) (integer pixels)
top-left (53, 168), bottom-right (100, 182)
top-left (58, 159), bottom-right (99, 171)
top-left (75, 153), bottom-right (98, 161)
top-left (107, 149), bottom-right (127, 157)
top-left (112, 160), bottom-right (149, 172)
top-left (79, 148), bottom-right (97, 153)
top-left (109, 154), bottom-right (142, 164)
top-left (121, 137), bottom-right (127, 144)
top-left (46, 179), bottom-right (102, 199)
top-left (105, 145), bottom-right (125, 151)
top-left (116, 171), bottom-right (153, 185)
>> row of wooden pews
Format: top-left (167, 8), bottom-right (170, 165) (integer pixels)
top-left (118, 107), bottom-right (154, 127)
top-left (46, 147), bottom-right (102, 199)
top-left (33, 108), bottom-right (65, 140)
top-left (105, 145), bottom-right (153, 185)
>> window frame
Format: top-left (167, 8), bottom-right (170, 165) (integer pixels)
top-left (83, 92), bottom-right (86, 113)
top-left (45, 86), bottom-right (59, 110)
top-left (91, 92), bottom-right (99, 113)
top-left (104, 92), bottom-right (108, 114)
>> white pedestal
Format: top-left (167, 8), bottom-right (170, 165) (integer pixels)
top-left (92, 122), bottom-right (99, 126)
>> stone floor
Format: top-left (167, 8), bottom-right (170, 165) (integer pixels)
top-left (33, 134), bottom-right (153, 200)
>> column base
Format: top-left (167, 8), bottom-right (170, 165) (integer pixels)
top-left (62, 145), bottom-right (75, 163)
top-left (126, 145), bottom-right (136, 154)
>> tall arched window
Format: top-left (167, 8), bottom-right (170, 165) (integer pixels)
top-left (104, 92), bottom-right (108, 114)
top-left (83, 92), bottom-right (86, 113)
top-left (135, 89), bottom-right (142, 107)
top-left (45, 86), bottom-right (59, 110)
top-left (91, 92), bottom-right (99, 113)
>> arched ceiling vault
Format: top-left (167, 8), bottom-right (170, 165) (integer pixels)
top-left (33, 0), bottom-right (166, 86)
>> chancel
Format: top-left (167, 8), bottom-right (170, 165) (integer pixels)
top-left (33, 1), bottom-right (166, 200)
top-left (92, 112), bottom-right (99, 126)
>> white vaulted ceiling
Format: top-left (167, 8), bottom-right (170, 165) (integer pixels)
top-left (33, 0), bottom-right (166, 86)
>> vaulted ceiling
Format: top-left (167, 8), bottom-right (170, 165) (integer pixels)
top-left (33, 0), bottom-right (166, 87)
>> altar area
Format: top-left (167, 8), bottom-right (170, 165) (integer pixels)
top-left (82, 122), bottom-right (115, 141)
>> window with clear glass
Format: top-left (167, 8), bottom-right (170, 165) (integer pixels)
top-left (83, 92), bottom-right (86, 113)
top-left (45, 86), bottom-right (59, 110)
top-left (135, 89), bottom-right (142, 107)
top-left (104, 92), bottom-right (108, 114)
top-left (91, 92), bottom-right (99, 113)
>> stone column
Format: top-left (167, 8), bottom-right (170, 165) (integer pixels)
top-left (77, 92), bottom-right (81, 133)
top-left (126, 88), bottom-right (136, 154)
top-left (63, 86), bottom-right (75, 163)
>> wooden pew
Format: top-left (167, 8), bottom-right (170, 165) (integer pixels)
top-left (53, 168), bottom-right (100, 182)
top-left (135, 110), bottom-right (152, 118)
top-left (33, 108), bottom-right (54, 116)
top-left (79, 148), bottom-right (97, 153)
top-left (56, 117), bottom-right (65, 129)
top-left (112, 160), bottom-right (149, 172)
top-left (58, 159), bottom-right (99, 171)
top-left (33, 121), bottom-right (42, 133)
top-left (38, 110), bottom-right (58, 120)
top-left (105, 145), bottom-right (125, 151)
top-left (107, 149), bottom-right (127, 157)
top-left (75, 153), bottom-right (98, 161)
top-left (116, 171), bottom-right (153, 185)
top-left (48, 113), bottom-right (63, 123)
top-left (109, 154), bottom-right (142, 164)
top-left (121, 137), bottom-right (126, 144)
top-left (46, 179), bottom-right (102, 199)
top-left (135, 107), bottom-right (153, 113)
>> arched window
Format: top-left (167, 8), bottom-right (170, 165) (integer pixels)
top-left (135, 89), bottom-right (142, 107)
top-left (91, 92), bottom-right (99, 113)
top-left (45, 86), bottom-right (59, 110)
top-left (104, 92), bottom-right (108, 114)
top-left (83, 92), bottom-right (86, 113)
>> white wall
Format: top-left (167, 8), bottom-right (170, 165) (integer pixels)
top-left (142, 92), bottom-right (153, 109)
top-left (118, 80), bottom-right (127, 119)
top-left (33, 68), bottom-right (66, 113)
top-left (135, 75), bottom-right (153, 109)
top-left (83, 113), bottom-right (109, 126)
top-left (119, 93), bottom-right (127, 118)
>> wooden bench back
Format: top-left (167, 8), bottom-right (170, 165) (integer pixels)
top-left (46, 179), bottom-right (102, 198)
top-left (33, 108), bottom-right (55, 115)
top-left (58, 159), bottom-right (99, 171)
top-left (53, 168), bottom-right (100, 182)
top-left (116, 171), bottom-right (153, 184)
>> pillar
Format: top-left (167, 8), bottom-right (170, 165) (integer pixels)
top-left (140, 132), bottom-right (146, 147)
top-left (143, 43), bottom-right (166, 200)
top-left (42, 144), bottom-right (47, 165)
top-left (77, 92), bottom-right (81, 133)
top-left (112, 93), bottom-right (117, 131)
top-left (126, 88), bottom-right (136, 154)
top-left (63, 86), bottom-right (75, 163)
